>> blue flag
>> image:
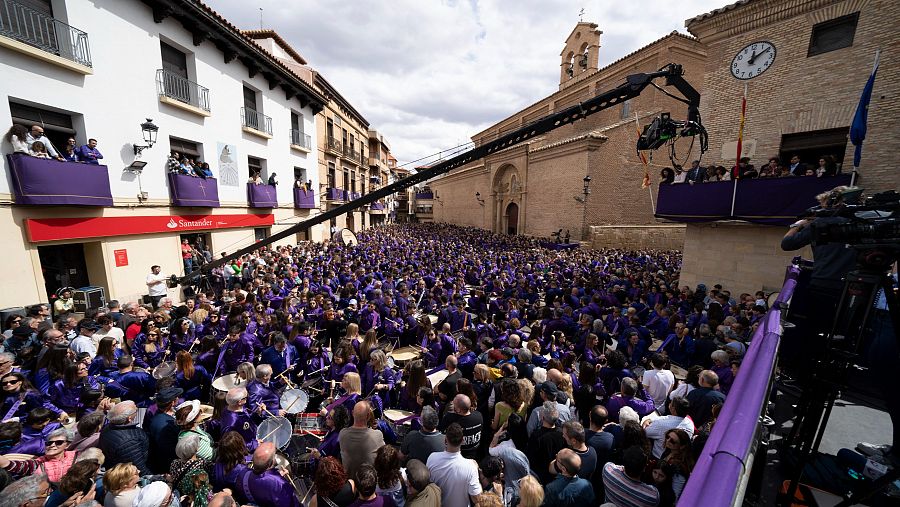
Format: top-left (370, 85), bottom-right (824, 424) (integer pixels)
top-left (849, 55), bottom-right (879, 167)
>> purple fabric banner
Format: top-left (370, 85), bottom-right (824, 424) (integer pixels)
top-left (656, 175), bottom-right (852, 225)
top-left (350, 191), bottom-right (361, 200)
top-left (247, 183), bottom-right (277, 208)
top-left (415, 191), bottom-right (434, 199)
top-left (6, 153), bottom-right (113, 206)
top-left (539, 242), bottom-right (579, 250)
top-left (370, 202), bottom-right (385, 210)
top-left (678, 265), bottom-right (800, 506)
top-left (326, 187), bottom-right (346, 201)
top-left (168, 173), bottom-right (220, 207)
top-left (293, 187), bottom-right (316, 209)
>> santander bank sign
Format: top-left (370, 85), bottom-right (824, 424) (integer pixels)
top-left (26, 214), bottom-right (274, 242)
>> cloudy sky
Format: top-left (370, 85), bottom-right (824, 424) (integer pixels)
top-left (205, 0), bottom-right (718, 167)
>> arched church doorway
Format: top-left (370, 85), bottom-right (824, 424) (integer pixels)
top-left (506, 203), bottom-right (519, 235)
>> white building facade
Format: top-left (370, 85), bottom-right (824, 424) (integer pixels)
top-left (0, 0), bottom-right (327, 308)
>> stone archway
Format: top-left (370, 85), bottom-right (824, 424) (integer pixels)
top-left (506, 202), bottom-right (519, 235)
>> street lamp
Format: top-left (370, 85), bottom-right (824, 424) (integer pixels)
top-left (133, 118), bottom-right (159, 155)
top-left (581, 175), bottom-right (592, 241)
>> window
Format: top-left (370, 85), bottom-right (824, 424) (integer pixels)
top-left (9, 100), bottom-right (79, 152)
top-left (808, 13), bottom-right (859, 56)
top-left (326, 119), bottom-right (334, 139)
top-left (327, 162), bottom-right (336, 188)
top-left (342, 169), bottom-right (349, 190)
top-left (243, 86), bottom-right (258, 111)
top-left (621, 99), bottom-right (632, 120)
top-left (342, 128), bottom-right (348, 147)
top-left (248, 156), bottom-right (265, 179)
top-left (779, 127), bottom-right (849, 171)
top-left (294, 167), bottom-right (307, 184)
top-left (160, 41), bottom-right (188, 79)
top-left (350, 171), bottom-right (356, 193)
top-left (169, 136), bottom-right (202, 159)
top-left (291, 112), bottom-right (303, 133)
top-left (254, 228), bottom-right (269, 242)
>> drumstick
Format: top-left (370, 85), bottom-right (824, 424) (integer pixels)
top-left (298, 427), bottom-right (324, 441)
top-left (259, 424), bottom-right (282, 443)
top-left (187, 338), bottom-right (200, 355)
top-left (283, 391), bottom-right (304, 413)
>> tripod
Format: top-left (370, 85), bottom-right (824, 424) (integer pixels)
top-left (781, 247), bottom-right (900, 506)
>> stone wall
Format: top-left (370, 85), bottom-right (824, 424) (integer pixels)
top-left (588, 224), bottom-right (686, 250)
top-left (679, 223), bottom-right (813, 295)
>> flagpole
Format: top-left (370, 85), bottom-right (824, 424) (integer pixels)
top-left (731, 82), bottom-right (746, 216)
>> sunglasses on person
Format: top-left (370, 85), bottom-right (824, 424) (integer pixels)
top-left (1, 378), bottom-right (20, 386)
top-left (46, 439), bottom-right (68, 447)
top-left (148, 332), bottom-right (159, 336)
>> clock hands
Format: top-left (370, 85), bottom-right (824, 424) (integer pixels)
top-left (748, 47), bottom-right (771, 65)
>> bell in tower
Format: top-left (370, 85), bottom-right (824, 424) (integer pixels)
top-left (559, 22), bottom-right (601, 89)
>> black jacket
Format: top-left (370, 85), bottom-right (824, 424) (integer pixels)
top-left (100, 423), bottom-right (151, 476)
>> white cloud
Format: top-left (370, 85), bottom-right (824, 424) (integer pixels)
top-left (204, 0), bottom-right (717, 166)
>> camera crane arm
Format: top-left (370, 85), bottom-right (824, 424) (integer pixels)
top-left (177, 63), bottom-right (701, 286)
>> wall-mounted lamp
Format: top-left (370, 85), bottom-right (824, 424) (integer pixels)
top-left (475, 192), bottom-right (485, 206)
top-left (133, 118), bottom-right (159, 156)
top-left (125, 160), bottom-right (147, 174)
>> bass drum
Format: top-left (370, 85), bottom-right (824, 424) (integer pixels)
top-left (331, 228), bottom-right (359, 246)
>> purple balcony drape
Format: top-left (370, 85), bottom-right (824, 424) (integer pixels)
top-left (247, 183), bottom-right (277, 208)
top-left (326, 187), bottom-right (346, 201)
top-left (655, 175), bottom-right (852, 225)
top-left (370, 202), bottom-right (385, 210)
top-left (293, 187), bottom-right (316, 209)
top-left (168, 173), bottom-right (220, 207)
top-left (6, 153), bottom-right (113, 206)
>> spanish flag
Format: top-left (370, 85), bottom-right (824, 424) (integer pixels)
top-left (734, 83), bottom-right (747, 179)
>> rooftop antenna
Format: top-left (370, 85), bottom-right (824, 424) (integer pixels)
top-left (578, 8), bottom-right (584, 22)
top-left (259, 7), bottom-right (263, 29)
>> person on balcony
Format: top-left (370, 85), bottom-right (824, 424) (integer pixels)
top-left (62, 138), bottom-right (80, 162)
top-left (197, 162), bottom-right (213, 178)
top-left (5, 124), bottom-right (30, 154)
top-left (267, 173), bottom-right (278, 186)
top-left (249, 170), bottom-right (263, 185)
top-left (166, 152), bottom-right (183, 173)
top-left (76, 139), bottom-right (103, 165)
top-left (684, 160), bottom-right (705, 184)
top-left (25, 125), bottom-right (63, 160)
top-left (30, 141), bottom-right (52, 159)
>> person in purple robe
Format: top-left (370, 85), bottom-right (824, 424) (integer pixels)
top-left (303, 340), bottom-right (330, 379)
top-left (48, 362), bottom-right (102, 415)
top-left (218, 326), bottom-right (255, 375)
top-left (131, 326), bottom-right (169, 370)
top-left (169, 318), bottom-right (195, 353)
top-left (236, 442), bottom-right (300, 507)
top-left (220, 386), bottom-right (258, 451)
top-left (105, 355), bottom-right (156, 407)
top-left (310, 404), bottom-right (350, 460)
top-left (360, 350), bottom-right (395, 410)
top-left (359, 302), bottom-right (381, 333)
top-left (328, 345), bottom-right (358, 383)
top-left (247, 364), bottom-right (282, 421)
top-left (1, 372), bottom-right (64, 421)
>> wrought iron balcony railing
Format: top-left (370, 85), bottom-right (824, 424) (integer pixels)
top-left (290, 129), bottom-right (311, 149)
top-left (0, 0), bottom-right (92, 67)
top-left (241, 107), bottom-right (272, 135)
top-left (157, 69), bottom-right (210, 111)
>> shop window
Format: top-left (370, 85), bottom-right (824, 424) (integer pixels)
top-left (808, 13), bottom-right (859, 57)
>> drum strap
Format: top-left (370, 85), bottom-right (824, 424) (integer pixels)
top-left (3, 396), bottom-right (24, 421)
top-left (241, 470), bottom-right (257, 504)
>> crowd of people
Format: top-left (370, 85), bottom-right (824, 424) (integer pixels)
top-left (5, 124), bottom-right (103, 164)
top-left (0, 223), bottom-right (763, 507)
top-left (659, 154), bottom-right (842, 184)
top-left (166, 152), bottom-right (214, 179)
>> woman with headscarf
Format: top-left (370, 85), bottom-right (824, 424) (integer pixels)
top-left (167, 435), bottom-right (211, 507)
top-left (175, 399), bottom-right (214, 460)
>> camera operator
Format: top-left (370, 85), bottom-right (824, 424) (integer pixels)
top-left (779, 186), bottom-right (859, 375)
top-left (782, 185), bottom-right (900, 467)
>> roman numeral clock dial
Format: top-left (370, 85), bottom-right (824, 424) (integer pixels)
top-left (731, 41), bottom-right (776, 80)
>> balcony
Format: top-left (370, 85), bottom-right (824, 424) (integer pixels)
top-left (0, 0), bottom-right (92, 74)
top-left (167, 173), bottom-right (219, 207)
top-left (247, 183), bottom-right (277, 208)
top-left (290, 130), bottom-right (312, 153)
top-left (293, 187), bottom-right (316, 209)
top-left (326, 136), bottom-right (342, 155)
top-left (6, 153), bottom-right (111, 205)
top-left (325, 187), bottom-right (346, 202)
top-left (156, 69), bottom-right (210, 117)
top-left (343, 145), bottom-right (361, 165)
top-left (241, 107), bottom-right (273, 139)
top-left (370, 201), bottom-right (386, 214)
top-left (415, 191), bottom-right (434, 200)
top-left (654, 174), bottom-right (853, 225)
top-left (349, 191), bottom-right (361, 201)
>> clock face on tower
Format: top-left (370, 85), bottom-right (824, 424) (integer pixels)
top-left (731, 41), bottom-right (776, 80)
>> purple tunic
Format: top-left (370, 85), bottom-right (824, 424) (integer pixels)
top-left (219, 409), bottom-right (258, 451)
top-left (238, 469), bottom-right (300, 507)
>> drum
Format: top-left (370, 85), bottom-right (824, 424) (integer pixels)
top-left (152, 361), bottom-right (176, 379)
top-left (212, 373), bottom-right (245, 392)
top-left (258, 416), bottom-right (293, 450)
top-left (288, 433), bottom-right (323, 477)
top-left (281, 389), bottom-right (310, 414)
top-left (293, 413), bottom-right (326, 434)
top-left (384, 409), bottom-right (414, 441)
top-left (428, 314), bottom-right (438, 325)
top-left (389, 346), bottom-right (422, 364)
top-left (426, 368), bottom-right (450, 388)
top-left (331, 228), bottom-right (359, 246)
top-left (671, 365), bottom-right (688, 381)
top-left (648, 339), bottom-right (664, 352)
